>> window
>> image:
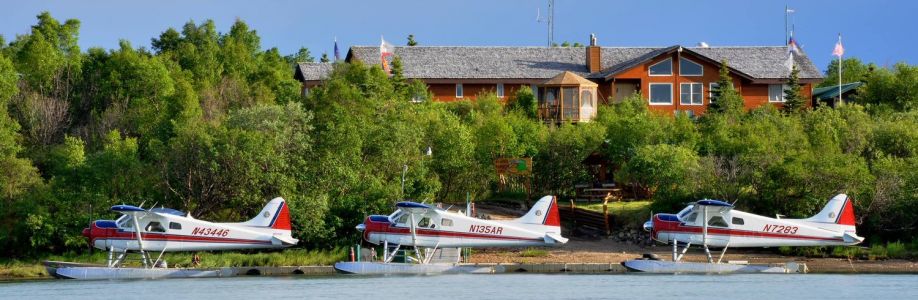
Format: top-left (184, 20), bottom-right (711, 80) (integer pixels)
top-left (768, 84), bottom-right (786, 102)
top-left (396, 214), bottom-right (409, 225)
top-left (496, 83), bottom-right (505, 98)
top-left (456, 84), bottom-right (464, 98)
top-left (417, 217), bottom-right (431, 228)
top-left (649, 83), bottom-right (673, 105)
top-left (302, 87), bottom-right (310, 97)
top-left (530, 84), bottom-right (539, 99)
top-left (441, 218), bottom-right (453, 227)
top-left (169, 222), bottom-right (182, 230)
top-left (731, 217), bottom-right (745, 225)
top-left (680, 83), bottom-right (703, 105)
top-left (683, 212), bottom-right (698, 223)
top-left (707, 216), bottom-right (728, 228)
top-left (709, 82), bottom-right (719, 100)
top-left (679, 57), bottom-right (703, 76)
top-left (145, 221), bottom-right (166, 233)
top-left (649, 58), bottom-right (673, 76)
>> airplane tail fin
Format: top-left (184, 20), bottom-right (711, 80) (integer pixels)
top-left (241, 197), bottom-right (292, 230)
top-left (515, 196), bottom-right (561, 227)
top-left (805, 194), bottom-right (857, 234)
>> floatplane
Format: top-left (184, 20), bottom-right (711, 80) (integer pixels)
top-left (334, 195), bottom-right (568, 274)
top-left (47, 198), bottom-right (298, 280)
top-left (623, 193), bottom-right (864, 274)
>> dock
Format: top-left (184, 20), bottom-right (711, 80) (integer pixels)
top-left (223, 263), bottom-right (628, 276)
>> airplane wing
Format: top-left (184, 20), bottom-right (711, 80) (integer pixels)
top-left (693, 199), bottom-right (734, 211)
top-left (396, 202), bottom-right (433, 215)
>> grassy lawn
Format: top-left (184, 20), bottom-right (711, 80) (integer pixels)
top-left (574, 200), bottom-right (653, 228)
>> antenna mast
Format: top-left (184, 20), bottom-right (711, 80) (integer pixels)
top-left (547, 0), bottom-right (554, 47)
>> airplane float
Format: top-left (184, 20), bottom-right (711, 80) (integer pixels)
top-left (623, 193), bottom-right (864, 273)
top-left (335, 195), bottom-right (568, 274)
top-left (49, 198), bottom-right (298, 279)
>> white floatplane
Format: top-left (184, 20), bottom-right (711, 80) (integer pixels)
top-left (623, 194), bottom-right (864, 274)
top-left (49, 198), bottom-right (298, 280)
top-left (334, 195), bottom-right (568, 274)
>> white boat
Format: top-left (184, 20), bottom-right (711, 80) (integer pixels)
top-left (334, 262), bottom-right (501, 275)
top-left (621, 259), bottom-right (806, 274)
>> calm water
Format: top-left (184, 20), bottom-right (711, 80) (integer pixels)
top-left (2, 274), bottom-right (917, 299)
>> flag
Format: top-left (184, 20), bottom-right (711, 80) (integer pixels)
top-left (832, 35), bottom-right (844, 57)
top-left (380, 36), bottom-right (395, 73)
top-left (787, 36), bottom-right (800, 55)
top-left (334, 38), bottom-right (340, 61)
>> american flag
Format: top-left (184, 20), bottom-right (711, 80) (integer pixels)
top-left (832, 35), bottom-right (845, 57)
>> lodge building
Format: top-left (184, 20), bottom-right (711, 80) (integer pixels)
top-left (294, 36), bottom-right (823, 122)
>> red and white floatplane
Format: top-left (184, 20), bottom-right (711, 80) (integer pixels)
top-left (334, 195), bottom-right (568, 274)
top-left (47, 198), bottom-right (298, 280)
top-left (623, 194), bottom-right (864, 274)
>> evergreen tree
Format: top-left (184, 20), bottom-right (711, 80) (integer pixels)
top-left (708, 60), bottom-right (743, 115)
top-left (390, 55), bottom-right (407, 93)
top-left (407, 34), bottom-right (418, 46)
top-left (320, 53), bottom-right (330, 63)
top-left (783, 65), bottom-right (806, 113)
top-left (284, 47), bottom-right (314, 66)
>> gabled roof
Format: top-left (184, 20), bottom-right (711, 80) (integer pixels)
top-left (813, 82), bottom-right (863, 100)
top-left (295, 45), bottom-right (824, 82)
top-left (294, 62), bottom-right (334, 82)
top-left (542, 71), bottom-right (598, 86)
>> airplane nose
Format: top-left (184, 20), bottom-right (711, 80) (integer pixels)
top-left (356, 223), bottom-right (366, 232)
top-left (642, 219), bottom-right (653, 232)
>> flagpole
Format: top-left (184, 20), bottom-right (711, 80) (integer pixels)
top-left (838, 34), bottom-right (842, 105)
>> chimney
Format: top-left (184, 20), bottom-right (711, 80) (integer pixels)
top-left (586, 33), bottom-right (601, 73)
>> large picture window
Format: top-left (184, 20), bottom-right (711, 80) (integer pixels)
top-left (680, 83), bottom-right (703, 105)
top-left (649, 58), bottom-right (673, 76)
top-left (649, 83), bottom-right (673, 105)
top-left (679, 57), bottom-right (703, 76)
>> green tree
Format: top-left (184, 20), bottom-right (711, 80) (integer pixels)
top-left (707, 60), bottom-right (743, 115)
top-left (819, 57), bottom-right (871, 88)
top-left (285, 47), bottom-right (315, 65)
top-left (783, 65), bottom-right (806, 113)
top-left (407, 34), bottom-right (418, 46)
top-left (508, 85), bottom-right (538, 119)
top-left (320, 53), bottom-right (330, 63)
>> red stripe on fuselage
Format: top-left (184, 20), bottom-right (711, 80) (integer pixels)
top-left (653, 217), bottom-right (843, 242)
top-left (95, 231), bottom-right (272, 245)
top-left (362, 219), bottom-right (542, 242)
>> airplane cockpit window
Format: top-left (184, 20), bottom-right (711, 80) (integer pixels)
top-left (731, 217), bottom-right (745, 225)
top-left (417, 217), bottom-right (431, 228)
top-left (169, 222), bottom-right (182, 230)
top-left (145, 221), bottom-right (166, 233)
top-left (707, 216), bottom-right (728, 228)
top-left (118, 216), bottom-right (133, 228)
top-left (441, 218), bottom-right (453, 227)
top-left (396, 214), bottom-right (410, 226)
top-left (683, 213), bottom-right (698, 223)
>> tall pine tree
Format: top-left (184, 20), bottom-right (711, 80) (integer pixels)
top-left (783, 65), bottom-right (806, 113)
top-left (708, 60), bottom-right (743, 115)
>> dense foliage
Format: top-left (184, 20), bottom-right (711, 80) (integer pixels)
top-left (2, 13), bottom-right (918, 257)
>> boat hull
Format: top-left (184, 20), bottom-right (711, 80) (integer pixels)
top-left (622, 259), bottom-right (805, 274)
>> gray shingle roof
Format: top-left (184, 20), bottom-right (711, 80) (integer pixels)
top-left (295, 45), bottom-right (823, 81)
top-left (294, 62), bottom-right (334, 81)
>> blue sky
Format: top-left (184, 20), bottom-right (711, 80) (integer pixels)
top-left (1, 0), bottom-right (913, 72)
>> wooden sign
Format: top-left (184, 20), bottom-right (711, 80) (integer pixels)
top-left (494, 157), bottom-right (532, 176)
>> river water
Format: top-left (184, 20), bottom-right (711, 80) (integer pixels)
top-left (2, 274), bottom-right (917, 299)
